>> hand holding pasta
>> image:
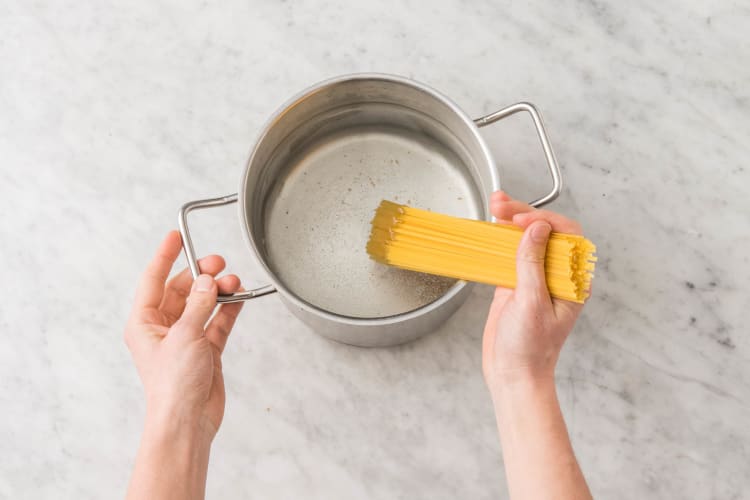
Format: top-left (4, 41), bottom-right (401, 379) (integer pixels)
top-left (482, 191), bottom-right (588, 390)
top-left (367, 201), bottom-right (594, 303)
top-left (480, 191), bottom-right (593, 500)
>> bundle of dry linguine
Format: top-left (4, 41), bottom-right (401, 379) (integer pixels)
top-left (366, 200), bottom-right (596, 303)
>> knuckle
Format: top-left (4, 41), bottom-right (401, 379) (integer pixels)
top-left (161, 310), bottom-right (180, 326)
top-left (517, 249), bottom-right (545, 264)
top-left (168, 283), bottom-right (190, 299)
top-left (212, 321), bottom-right (228, 338)
top-left (188, 293), bottom-right (215, 309)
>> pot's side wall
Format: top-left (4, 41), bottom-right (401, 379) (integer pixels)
top-left (279, 283), bottom-right (475, 347)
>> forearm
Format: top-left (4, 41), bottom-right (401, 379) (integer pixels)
top-left (126, 410), bottom-right (214, 500)
top-left (491, 377), bottom-right (591, 500)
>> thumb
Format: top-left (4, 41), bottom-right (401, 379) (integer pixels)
top-left (175, 274), bottom-right (218, 336)
top-left (515, 221), bottom-right (552, 303)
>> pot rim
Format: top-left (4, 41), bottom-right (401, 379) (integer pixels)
top-left (238, 72), bottom-right (499, 326)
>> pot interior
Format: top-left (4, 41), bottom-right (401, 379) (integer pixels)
top-left (243, 77), bottom-right (496, 319)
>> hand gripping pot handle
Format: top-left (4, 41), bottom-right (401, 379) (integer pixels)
top-left (178, 194), bottom-right (276, 303)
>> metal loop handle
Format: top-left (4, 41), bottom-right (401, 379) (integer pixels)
top-left (178, 193), bottom-right (277, 303)
top-left (474, 102), bottom-right (562, 208)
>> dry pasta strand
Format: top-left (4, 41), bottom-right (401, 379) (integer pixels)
top-left (366, 200), bottom-right (597, 303)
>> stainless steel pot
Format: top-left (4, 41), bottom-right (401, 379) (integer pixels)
top-left (177, 73), bottom-right (561, 347)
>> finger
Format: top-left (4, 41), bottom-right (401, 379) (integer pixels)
top-left (490, 191), bottom-right (535, 222)
top-left (173, 274), bottom-right (218, 338)
top-left (512, 210), bottom-right (583, 235)
top-left (491, 190), bottom-right (513, 203)
top-left (513, 210), bottom-right (587, 316)
top-left (159, 255), bottom-right (226, 323)
top-left (133, 231), bottom-right (183, 315)
top-left (206, 280), bottom-right (244, 354)
top-left (216, 274), bottom-right (241, 295)
top-left (492, 199), bottom-right (535, 222)
top-left (515, 221), bottom-right (554, 307)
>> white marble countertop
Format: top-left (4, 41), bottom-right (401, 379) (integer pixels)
top-left (2, 1), bottom-right (748, 498)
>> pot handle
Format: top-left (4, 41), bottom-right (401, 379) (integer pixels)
top-left (178, 193), bottom-right (277, 303)
top-left (474, 102), bottom-right (562, 208)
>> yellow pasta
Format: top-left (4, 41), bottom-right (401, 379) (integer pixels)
top-left (366, 200), bottom-right (596, 303)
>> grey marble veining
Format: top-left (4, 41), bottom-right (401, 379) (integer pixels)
top-left (1, 1), bottom-right (748, 498)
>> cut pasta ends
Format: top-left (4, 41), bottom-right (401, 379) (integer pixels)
top-left (366, 200), bottom-right (597, 303)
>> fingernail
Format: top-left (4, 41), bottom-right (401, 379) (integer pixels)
top-left (194, 274), bottom-right (214, 292)
top-left (531, 222), bottom-right (551, 243)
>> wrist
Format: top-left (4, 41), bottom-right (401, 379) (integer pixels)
top-left (128, 405), bottom-right (213, 500)
top-left (486, 368), bottom-right (556, 403)
top-left (144, 404), bottom-right (216, 449)
top-left (489, 374), bottom-right (561, 438)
